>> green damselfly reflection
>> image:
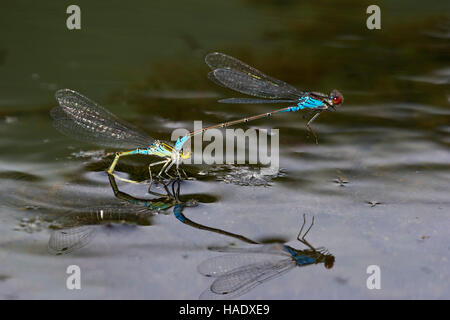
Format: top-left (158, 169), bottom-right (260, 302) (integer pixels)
top-left (48, 175), bottom-right (256, 254)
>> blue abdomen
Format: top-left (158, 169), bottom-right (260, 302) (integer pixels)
top-left (137, 148), bottom-right (152, 155)
top-left (173, 204), bottom-right (186, 222)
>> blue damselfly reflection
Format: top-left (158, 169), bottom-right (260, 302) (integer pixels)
top-left (198, 215), bottom-right (334, 299)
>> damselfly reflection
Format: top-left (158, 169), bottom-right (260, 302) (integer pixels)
top-left (48, 175), bottom-right (256, 254)
top-left (48, 205), bottom-right (154, 255)
top-left (198, 215), bottom-right (334, 299)
top-left (48, 176), bottom-right (181, 255)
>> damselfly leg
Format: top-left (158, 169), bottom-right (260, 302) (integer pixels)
top-left (158, 160), bottom-right (175, 180)
top-left (147, 159), bottom-right (170, 190)
top-left (179, 167), bottom-right (189, 180)
top-left (305, 112), bottom-right (322, 145)
top-left (297, 214), bottom-right (316, 251)
top-left (107, 150), bottom-right (143, 184)
top-left (302, 109), bottom-right (317, 120)
top-left (148, 177), bottom-right (175, 199)
top-left (163, 160), bottom-right (187, 181)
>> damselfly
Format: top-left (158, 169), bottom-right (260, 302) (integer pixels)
top-left (51, 89), bottom-right (191, 184)
top-left (201, 52), bottom-right (344, 144)
top-left (198, 214), bottom-right (335, 299)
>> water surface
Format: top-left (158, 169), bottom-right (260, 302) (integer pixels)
top-left (0, 0), bottom-right (449, 299)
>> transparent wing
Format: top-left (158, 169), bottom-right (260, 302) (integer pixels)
top-left (48, 226), bottom-right (96, 255)
top-left (207, 243), bottom-right (290, 256)
top-left (48, 205), bottom-right (153, 255)
top-left (205, 52), bottom-right (299, 90)
top-left (198, 245), bottom-right (290, 277)
top-left (200, 258), bottom-right (295, 299)
top-left (209, 69), bottom-right (303, 100)
top-left (205, 52), bottom-right (304, 99)
top-left (51, 89), bottom-right (155, 149)
top-left (56, 204), bottom-right (154, 227)
top-left (218, 98), bottom-right (297, 104)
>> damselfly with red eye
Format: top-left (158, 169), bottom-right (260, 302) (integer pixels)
top-left (196, 52), bottom-right (344, 144)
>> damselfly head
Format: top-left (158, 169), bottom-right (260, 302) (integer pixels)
top-left (324, 255), bottom-right (335, 269)
top-left (330, 90), bottom-right (344, 107)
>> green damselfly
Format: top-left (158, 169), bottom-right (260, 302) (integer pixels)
top-left (51, 89), bottom-right (191, 184)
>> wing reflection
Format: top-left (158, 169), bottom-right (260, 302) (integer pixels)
top-left (198, 215), bottom-right (335, 299)
top-left (48, 175), bottom-right (257, 254)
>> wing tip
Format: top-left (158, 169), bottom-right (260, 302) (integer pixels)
top-left (55, 88), bottom-right (83, 103)
top-left (205, 52), bottom-right (228, 68)
top-left (205, 51), bottom-right (221, 60)
top-left (49, 105), bottom-right (63, 120)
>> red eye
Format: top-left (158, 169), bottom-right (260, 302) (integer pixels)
top-left (332, 95), bottom-right (342, 105)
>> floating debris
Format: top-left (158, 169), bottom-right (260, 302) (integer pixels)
top-left (4, 116), bottom-right (17, 124)
top-left (0, 275), bottom-right (11, 282)
top-left (14, 216), bottom-right (45, 233)
top-left (334, 276), bottom-right (348, 285)
top-left (366, 201), bottom-right (382, 207)
top-left (213, 165), bottom-right (285, 186)
top-left (70, 150), bottom-right (106, 160)
top-left (333, 176), bottom-right (348, 187)
top-left (24, 205), bottom-right (40, 210)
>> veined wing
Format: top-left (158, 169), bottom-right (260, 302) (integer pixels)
top-left (51, 89), bottom-right (155, 149)
top-left (209, 68), bottom-right (303, 100)
top-left (198, 246), bottom-right (290, 278)
top-left (218, 98), bottom-right (297, 104)
top-left (200, 258), bottom-right (295, 299)
top-left (207, 243), bottom-right (290, 256)
top-left (48, 205), bottom-right (152, 255)
top-left (205, 52), bottom-right (304, 100)
top-left (48, 225), bottom-right (96, 255)
top-left (205, 52), bottom-right (299, 91)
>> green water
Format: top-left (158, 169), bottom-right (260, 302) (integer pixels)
top-left (0, 0), bottom-right (449, 299)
